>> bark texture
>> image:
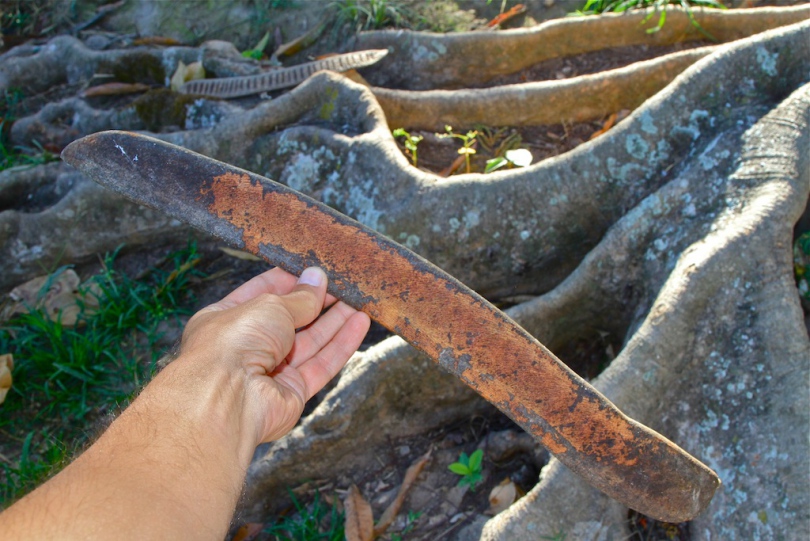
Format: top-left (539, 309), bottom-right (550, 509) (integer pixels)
top-left (0, 6), bottom-right (808, 539)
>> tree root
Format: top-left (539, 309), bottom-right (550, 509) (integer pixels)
top-left (353, 4), bottom-right (810, 89)
top-left (483, 78), bottom-right (810, 540)
top-left (373, 46), bottom-right (716, 131)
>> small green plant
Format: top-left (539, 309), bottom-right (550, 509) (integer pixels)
top-left (242, 30), bottom-right (271, 60)
top-left (485, 148), bottom-right (534, 173)
top-left (438, 125), bottom-right (478, 174)
top-left (390, 510), bottom-right (422, 541)
top-left (573, 0), bottom-right (726, 38)
top-left (392, 128), bottom-right (423, 168)
top-left (263, 490), bottom-right (344, 540)
top-left (448, 448), bottom-right (484, 490)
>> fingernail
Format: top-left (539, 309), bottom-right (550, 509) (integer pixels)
top-left (298, 267), bottom-right (325, 287)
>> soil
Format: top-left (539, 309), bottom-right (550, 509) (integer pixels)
top-left (392, 41), bottom-right (718, 177)
top-left (482, 41), bottom-right (713, 88)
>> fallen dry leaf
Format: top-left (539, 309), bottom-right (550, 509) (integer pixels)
top-left (9, 269), bottom-right (82, 326)
top-left (170, 61), bottom-right (206, 92)
top-left (373, 450), bottom-right (431, 537)
top-left (219, 246), bottom-right (262, 262)
top-left (486, 478), bottom-right (517, 515)
top-left (344, 484), bottom-right (373, 541)
top-left (230, 522), bottom-right (263, 541)
top-left (0, 354), bottom-right (13, 405)
top-left (589, 112), bottom-right (619, 141)
top-left (82, 82), bottom-right (150, 97)
top-left (439, 154), bottom-right (466, 177)
top-left (486, 3), bottom-right (527, 28)
top-left (271, 18), bottom-right (327, 60)
top-left (132, 36), bottom-right (182, 46)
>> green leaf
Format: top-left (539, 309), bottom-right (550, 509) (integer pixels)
top-left (459, 452), bottom-right (470, 465)
top-left (448, 462), bottom-right (471, 475)
top-left (468, 449), bottom-right (483, 472)
top-left (392, 128), bottom-right (407, 138)
top-left (485, 157), bottom-right (507, 173)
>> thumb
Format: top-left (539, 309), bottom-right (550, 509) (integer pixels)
top-left (280, 267), bottom-right (328, 328)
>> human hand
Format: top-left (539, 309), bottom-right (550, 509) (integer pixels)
top-left (179, 267), bottom-right (370, 444)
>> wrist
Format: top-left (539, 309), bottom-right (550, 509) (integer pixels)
top-left (141, 350), bottom-right (260, 467)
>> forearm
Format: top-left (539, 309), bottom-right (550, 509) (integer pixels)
top-left (0, 353), bottom-right (255, 540)
top-left (0, 267), bottom-right (369, 539)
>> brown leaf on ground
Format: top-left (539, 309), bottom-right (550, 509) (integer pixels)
top-left (486, 4), bottom-right (527, 28)
top-left (439, 154), bottom-right (465, 177)
top-left (170, 61), bottom-right (206, 92)
top-left (6, 270), bottom-right (85, 326)
top-left (589, 112), bottom-right (618, 140)
top-left (271, 18), bottom-right (327, 60)
top-left (486, 478), bottom-right (518, 515)
top-left (219, 247), bottom-right (262, 261)
top-left (132, 36), bottom-right (182, 46)
top-left (373, 450), bottom-right (431, 537)
top-left (230, 522), bottom-right (263, 541)
top-left (83, 82), bottom-right (150, 97)
top-left (0, 354), bottom-right (13, 405)
top-left (344, 484), bottom-right (374, 541)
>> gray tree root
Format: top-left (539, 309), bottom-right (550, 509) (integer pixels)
top-left (372, 46), bottom-right (716, 131)
top-left (8, 94), bottom-right (242, 150)
top-left (482, 79), bottom-right (810, 540)
top-left (2, 18), bottom-right (808, 298)
top-left (0, 35), bottom-right (200, 94)
top-left (353, 4), bottom-right (810, 89)
top-left (238, 22), bottom-right (810, 537)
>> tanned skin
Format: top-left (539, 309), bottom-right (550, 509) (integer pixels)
top-left (0, 267), bottom-right (371, 540)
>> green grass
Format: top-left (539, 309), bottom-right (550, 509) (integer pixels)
top-left (329, 0), bottom-right (420, 34)
top-left (0, 242), bottom-right (204, 506)
top-left (0, 0), bottom-right (102, 36)
top-left (0, 88), bottom-right (58, 173)
top-left (263, 490), bottom-right (344, 541)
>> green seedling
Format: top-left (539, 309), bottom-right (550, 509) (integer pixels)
top-left (439, 125), bottom-right (478, 174)
top-left (485, 148), bottom-right (534, 173)
top-left (572, 0), bottom-right (725, 39)
top-left (392, 128), bottom-right (423, 167)
top-left (242, 30), bottom-right (271, 60)
top-left (390, 510), bottom-right (422, 541)
top-left (448, 448), bottom-right (484, 490)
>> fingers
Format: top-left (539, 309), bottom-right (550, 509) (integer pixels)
top-left (216, 267), bottom-right (339, 309)
top-left (297, 311), bottom-right (371, 400)
top-left (217, 267), bottom-right (297, 308)
top-left (278, 268), bottom-right (329, 329)
top-left (286, 301), bottom-right (359, 365)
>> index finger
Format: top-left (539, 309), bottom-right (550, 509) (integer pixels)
top-left (217, 267), bottom-right (297, 308)
top-left (217, 267), bottom-right (338, 309)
